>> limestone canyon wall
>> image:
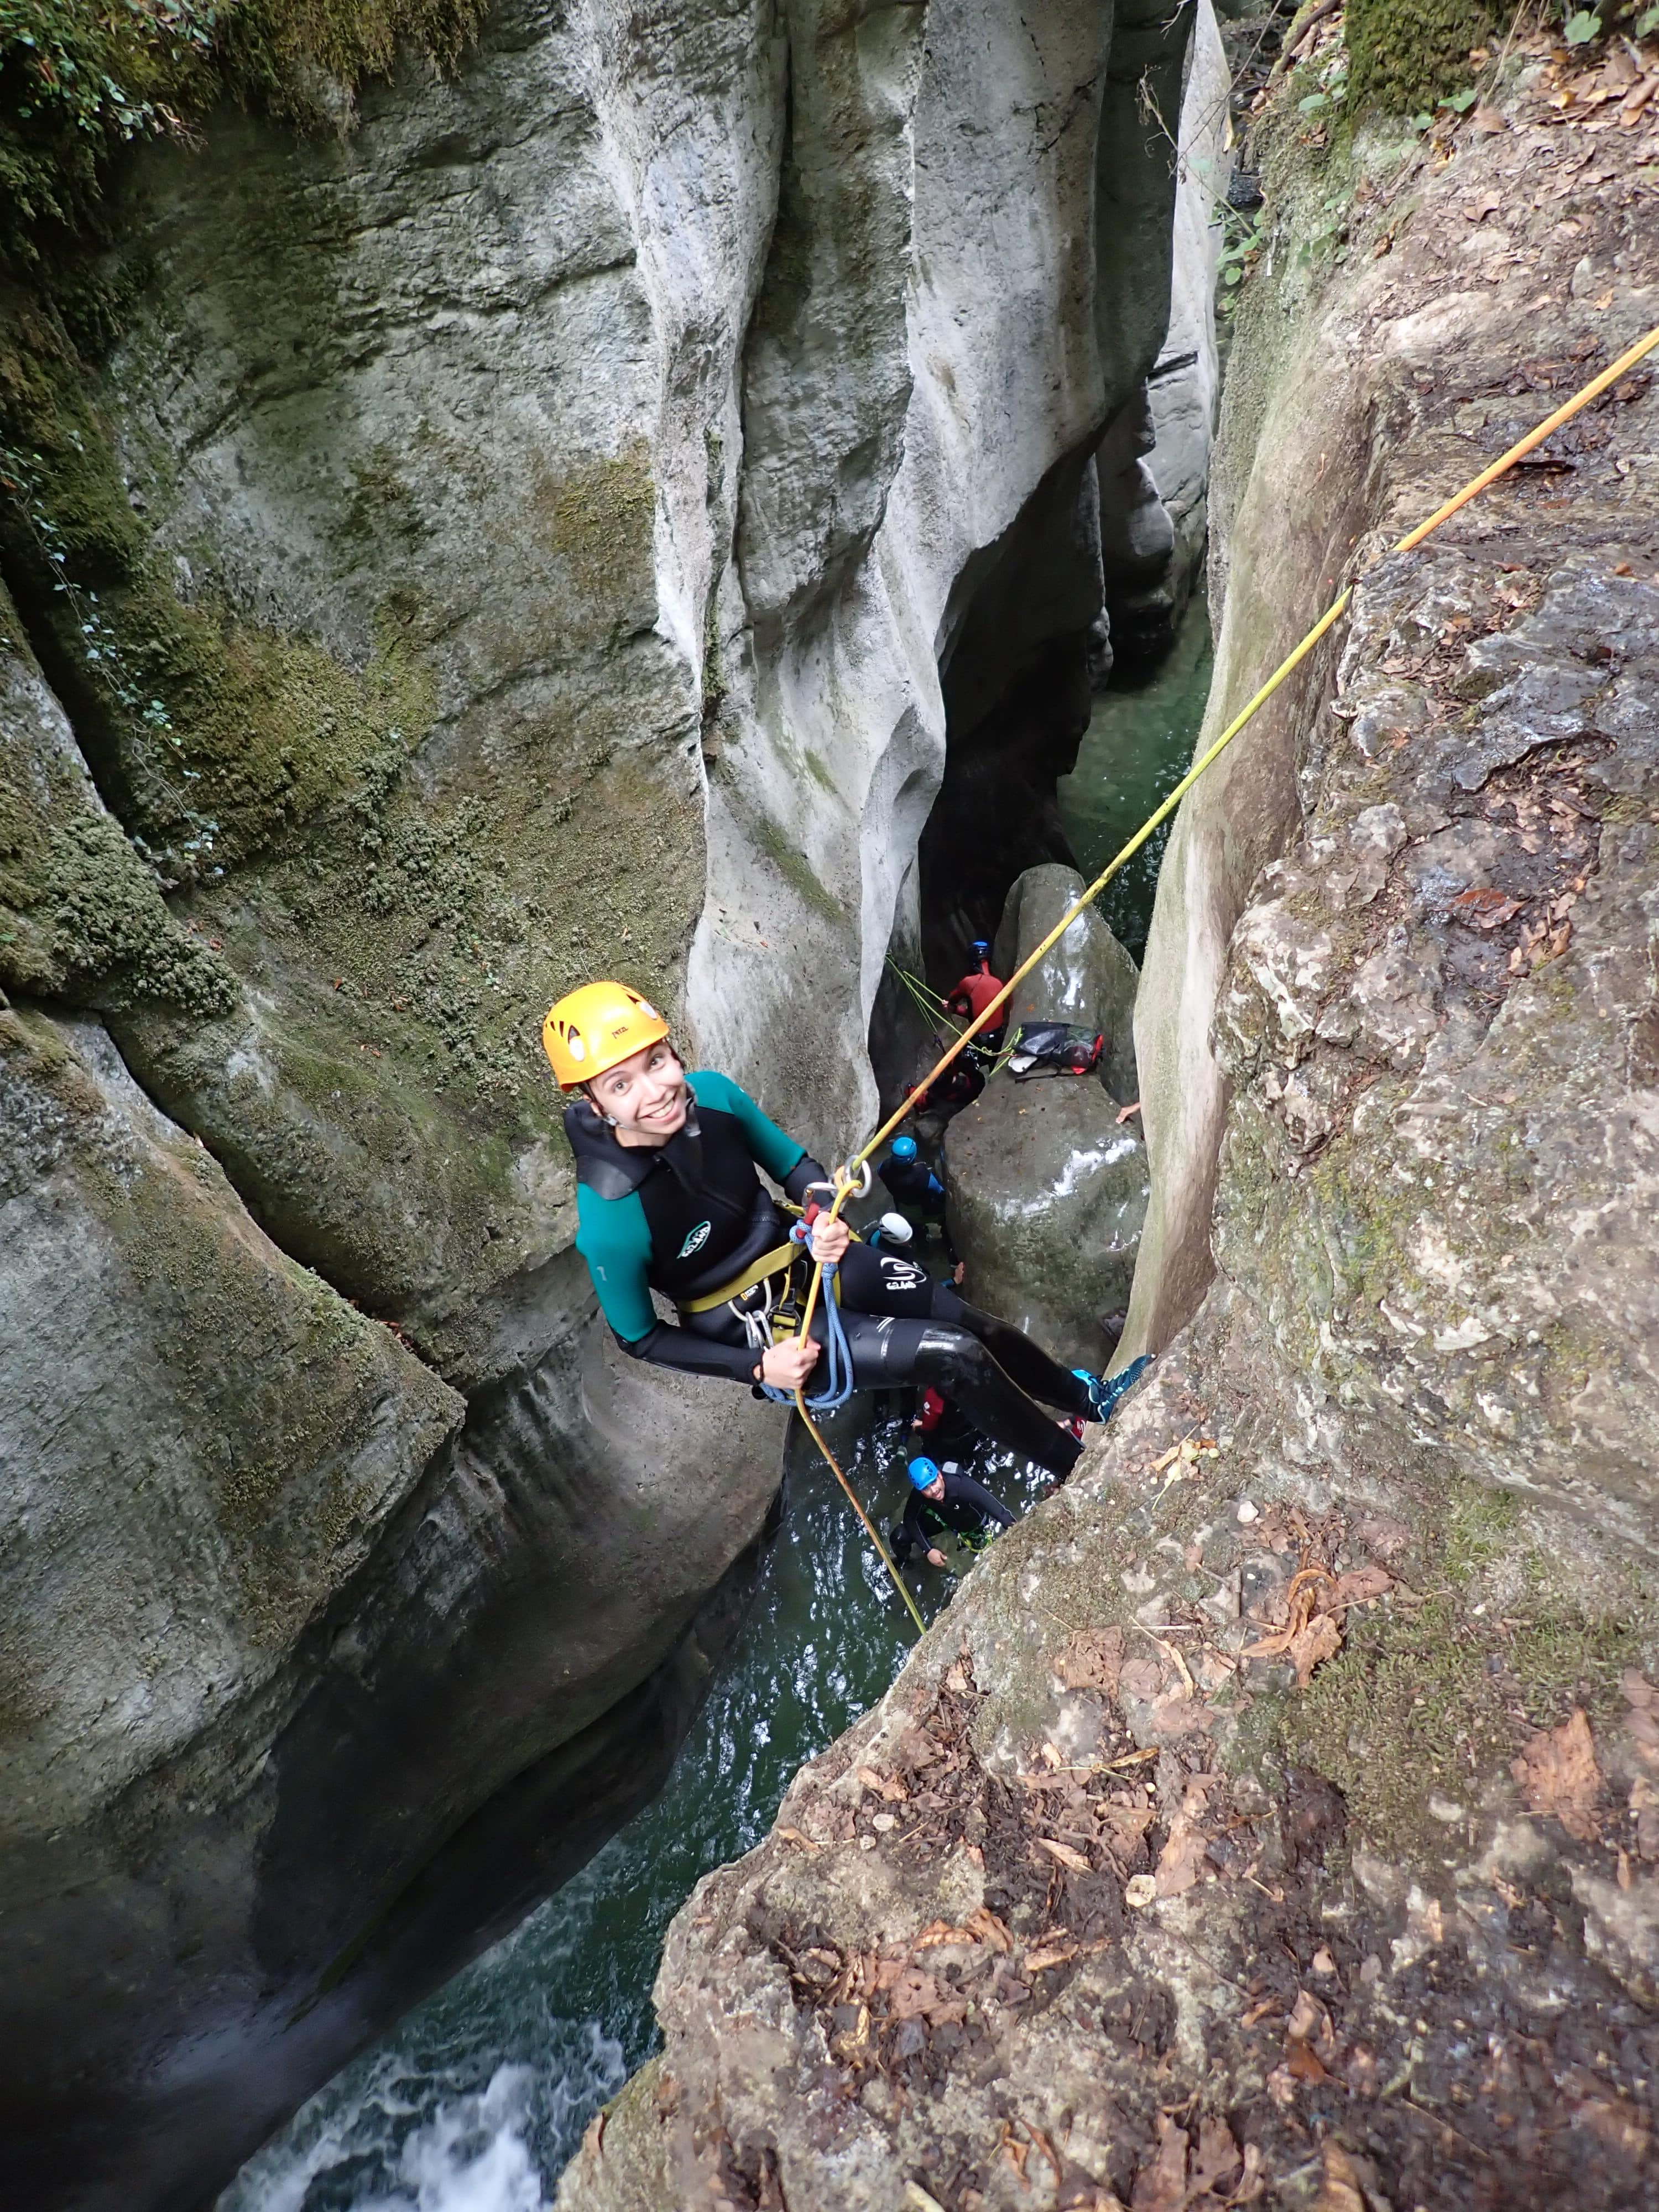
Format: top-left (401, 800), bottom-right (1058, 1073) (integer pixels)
top-left (555, 28), bottom-right (1659, 2212)
top-left (0, 1), bottom-right (1192, 2203)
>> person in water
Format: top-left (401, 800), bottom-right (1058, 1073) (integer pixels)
top-left (544, 980), bottom-right (1147, 1478)
top-left (890, 1454), bottom-right (1013, 1570)
top-left (879, 1134), bottom-right (946, 1220)
top-left (911, 1384), bottom-right (979, 1462)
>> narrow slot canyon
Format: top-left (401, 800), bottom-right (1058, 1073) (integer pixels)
top-left (4, 0), bottom-right (1659, 2208)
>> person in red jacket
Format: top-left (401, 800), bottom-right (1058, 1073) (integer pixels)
top-left (947, 939), bottom-right (1006, 1058)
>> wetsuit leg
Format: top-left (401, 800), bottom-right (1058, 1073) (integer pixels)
top-left (932, 1282), bottom-right (1092, 1418)
top-left (826, 1311), bottom-right (1082, 1477)
top-left (831, 1244), bottom-right (1093, 1419)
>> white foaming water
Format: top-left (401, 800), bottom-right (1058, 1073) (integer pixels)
top-left (364, 2065), bottom-right (547, 2212)
top-left (223, 2023), bottom-right (625, 2212)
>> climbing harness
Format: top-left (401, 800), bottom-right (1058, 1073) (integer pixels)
top-left (794, 319), bottom-right (1659, 1642)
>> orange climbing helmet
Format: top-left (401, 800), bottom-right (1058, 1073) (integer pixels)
top-left (541, 980), bottom-right (671, 1088)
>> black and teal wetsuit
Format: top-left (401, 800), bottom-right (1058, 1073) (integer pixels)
top-left (568, 1071), bottom-right (1092, 1475)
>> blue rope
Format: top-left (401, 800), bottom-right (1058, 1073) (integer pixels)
top-left (759, 1238), bottom-right (855, 1413)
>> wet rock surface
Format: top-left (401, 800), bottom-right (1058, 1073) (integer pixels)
top-left (945, 1078), bottom-right (1149, 1377)
top-left (0, 989), bottom-right (785, 2211)
top-left (556, 1318), bottom-right (1659, 2212)
top-left (992, 862), bottom-right (1140, 1106)
top-left (0, 0), bottom-right (1202, 2194)
top-left (1129, 26), bottom-right (1659, 1366)
top-left (557, 43), bottom-right (1659, 2212)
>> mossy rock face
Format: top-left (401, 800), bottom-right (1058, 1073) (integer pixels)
top-left (1345, 0), bottom-right (1499, 113)
top-left (0, 999), bottom-right (463, 1833)
top-left (0, 583), bottom-right (232, 1012)
top-left (0, 15), bottom-right (710, 1384)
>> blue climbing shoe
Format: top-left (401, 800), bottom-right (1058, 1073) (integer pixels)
top-left (1074, 1354), bottom-right (1152, 1424)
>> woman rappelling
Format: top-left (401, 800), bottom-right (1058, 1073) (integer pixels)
top-left (544, 980), bottom-right (1149, 1477)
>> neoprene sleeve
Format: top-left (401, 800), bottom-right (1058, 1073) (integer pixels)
top-left (617, 1321), bottom-right (763, 1383)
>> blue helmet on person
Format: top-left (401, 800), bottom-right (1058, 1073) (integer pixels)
top-left (908, 1455), bottom-right (942, 1490)
top-left (891, 1134), bottom-right (918, 1160)
top-left (972, 939), bottom-right (989, 955)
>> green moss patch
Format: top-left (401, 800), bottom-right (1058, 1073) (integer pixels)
top-left (1288, 1594), bottom-right (1641, 1851)
top-left (1, 313), bottom-right (437, 883)
top-left (1345, 0), bottom-right (1499, 114)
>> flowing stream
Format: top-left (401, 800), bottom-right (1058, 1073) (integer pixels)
top-left (221, 595), bottom-right (1212, 2212)
top-left (220, 1411), bottom-right (1045, 2212)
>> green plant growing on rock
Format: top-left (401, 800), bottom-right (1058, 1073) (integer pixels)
top-left (0, 0), bottom-right (491, 275)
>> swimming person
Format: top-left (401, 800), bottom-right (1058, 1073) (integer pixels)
top-left (890, 1455), bottom-right (1013, 1571)
top-left (544, 981), bottom-right (1149, 1478)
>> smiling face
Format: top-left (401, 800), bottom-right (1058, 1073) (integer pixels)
top-left (587, 1037), bottom-right (688, 1146)
top-left (923, 1474), bottom-right (946, 1502)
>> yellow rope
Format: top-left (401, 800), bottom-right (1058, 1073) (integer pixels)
top-left (796, 1400), bottom-right (927, 1635)
top-left (794, 317), bottom-right (1659, 1637)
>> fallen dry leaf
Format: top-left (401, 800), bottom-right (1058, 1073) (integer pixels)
top-left (1452, 885), bottom-right (1525, 930)
top-left (1129, 2114), bottom-right (1191, 2212)
top-left (1119, 1657), bottom-right (1167, 1702)
top-left (889, 1966), bottom-right (967, 2026)
top-left (912, 1919), bottom-right (966, 1950)
top-left (1330, 1564), bottom-right (1394, 1608)
top-left (1355, 1512), bottom-right (1411, 1558)
top-left (1190, 2115), bottom-right (1242, 2198)
top-left (1286, 2039), bottom-right (1329, 2083)
top-left (1285, 1987), bottom-right (1340, 2086)
top-left (1242, 1564), bottom-right (1345, 1686)
top-left (1023, 1942), bottom-right (1078, 1973)
top-left (1513, 1707), bottom-right (1600, 1841)
top-left (1285, 1611), bottom-right (1343, 1687)
top-left (1155, 1775), bottom-right (1223, 1898)
top-left (964, 1905), bottom-right (1014, 1952)
top-left (856, 1765), bottom-right (909, 1803)
top-left (1151, 1693), bottom-right (1215, 1738)
top-left (1035, 1835), bottom-right (1093, 1873)
top-left (1060, 1625), bottom-right (1126, 1692)
top-left (1311, 2140), bottom-right (1366, 2212)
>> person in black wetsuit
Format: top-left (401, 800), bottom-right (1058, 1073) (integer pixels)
top-left (880, 1134), bottom-right (946, 1219)
top-left (890, 1455), bottom-right (1013, 1570)
top-left (541, 979), bottom-right (1150, 1479)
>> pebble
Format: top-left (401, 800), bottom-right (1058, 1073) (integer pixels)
top-left (1236, 1499), bottom-right (1259, 1524)
top-left (1125, 1874), bottom-right (1158, 1908)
